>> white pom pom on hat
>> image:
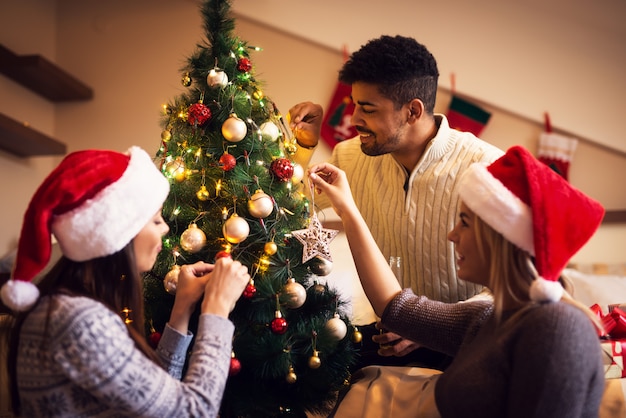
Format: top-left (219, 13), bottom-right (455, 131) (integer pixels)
top-left (458, 145), bottom-right (604, 303)
top-left (1, 146), bottom-right (170, 312)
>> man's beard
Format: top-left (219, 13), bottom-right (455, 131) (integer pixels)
top-left (359, 130), bottom-right (401, 156)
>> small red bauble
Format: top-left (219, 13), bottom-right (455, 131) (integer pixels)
top-left (271, 317), bottom-right (288, 334)
top-left (188, 102), bottom-right (212, 126)
top-left (243, 282), bottom-right (257, 299)
top-left (215, 250), bottom-right (231, 260)
top-left (237, 57), bottom-right (252, 72)
top-left (219, 153), bottom-right (237, 171)
top-left (149, 331), bottom-right (162, 348)
top-left (270, 158), bottom-right (294, 182)
top-left (229, 357), bottom-right (242, 376)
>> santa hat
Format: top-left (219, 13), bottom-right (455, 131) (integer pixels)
top-left (458, 145), bottom-right (604, 302)
top-left (1, 146), bottom-right (170, 312)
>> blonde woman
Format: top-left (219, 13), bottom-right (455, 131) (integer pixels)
top-left (308, 145), bottom-right (605, 418)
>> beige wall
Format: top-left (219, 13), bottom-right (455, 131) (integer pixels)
top-left (0, 0), bottom-right (624, 266)
top-left (231, 0), bottom-right (626, 155)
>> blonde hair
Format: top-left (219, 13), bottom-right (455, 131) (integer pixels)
top-left (473, 215), bottom-right (603, 331)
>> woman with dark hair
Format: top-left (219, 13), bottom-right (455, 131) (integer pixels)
top-left (1, 146), bottom-right (250, 417)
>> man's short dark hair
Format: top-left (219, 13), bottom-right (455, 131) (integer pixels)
top-left (339, 35), bottom-right (439, 113)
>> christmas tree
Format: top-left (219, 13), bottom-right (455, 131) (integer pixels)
top-left (143, 1), bottom-right (357, 416)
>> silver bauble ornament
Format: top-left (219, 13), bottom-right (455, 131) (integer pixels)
top-left (163, 265), bottom-right (181, 295)
top-left (282, 278), bottom-right (307, 309)
top-left (325, 313), bottom-right (347, 340)
top-left (222, 114), bottom-right (247, 142)
top-left (291, 163), bottom-right (304, 184)
top-left (248, 189), bottom-right (274, 218)
top-left (180, 223), bottom-right (206, 253)
top-left (207, 68), bottom-right (228, 87)
top-left (223, 214), bottom-right (250, 244)
top-left (260, 121), bottom-right (280, 141)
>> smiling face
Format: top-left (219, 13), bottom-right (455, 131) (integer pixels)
top-left (349, 82), bottom-right (410, 157)
top-left (447, 202), bottom-right (491, 287)
top-left (133, 209), bottom-right (169, 273)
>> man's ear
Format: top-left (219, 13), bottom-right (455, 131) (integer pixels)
top-left (407, 99), bottom-right (424, 121)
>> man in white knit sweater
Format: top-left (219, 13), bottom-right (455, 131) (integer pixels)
top-left (289, 35), bottom-right (503, 370)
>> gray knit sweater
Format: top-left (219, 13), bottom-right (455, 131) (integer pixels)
top-left (316, 115), bottom-right (504, 302)
top-left (16, 294), bottom-right (234, 417)
top-left (382, 289), bottom-right (605, 418)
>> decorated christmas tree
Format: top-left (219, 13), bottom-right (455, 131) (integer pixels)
top-left (143, 1), bottom-right (357, 416)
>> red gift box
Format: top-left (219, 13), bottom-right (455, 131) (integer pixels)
top-left (591, 303), bottom-right (626, 379)
top-left (601, 339), bottom-right (625, 379)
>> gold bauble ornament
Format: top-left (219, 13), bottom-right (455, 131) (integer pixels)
top-left (325, 313), bottom-right (347, 341)
top-left (282, 278), bottom-right (307, 309)
top-left (313, 282), bottom-right (326, 294)
top-left (163, 265), bottom-right (181, 295)
top-left (308, 350), bottom-right (321, 369)
top-left (351, 327), bottom-right (363, 344)
top-left (196, 185), bottom-right (209, 201)
top-left (309, 256), bottom-right (333, 276)
top-left (207, 68), bottom-right (228, 87)
top-left (247, 189), bottom-right (274, 218)
top-left (161, 129), bottom-right (172, 142)
top-left (180, 224), bottom-right (206, 253)
top-left (222, 114), bottom-right (247, 142)
top-left (165, 157), bottom-right (186, 182)
top-left (223, 214), bottom-right (250, 244)
top-left (253, 89), bottom-right (264, 100)
top-left (181, 72), bottom-right (192, 87)
top-left (264, 241), bottom-right (278, 255)
top-left (284, 140), bottom-right (297, 155)
top-left (286, 366), bottom-right (297, 384)
top-left (260, 121), bottom-right (280, 141)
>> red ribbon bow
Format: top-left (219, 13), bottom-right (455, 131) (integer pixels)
top-left (591, 304), bottom-right (626, 339)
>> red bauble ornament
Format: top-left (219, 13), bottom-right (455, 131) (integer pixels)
top-left (229, 356), bottom-right (242, 376)
top-left (149, 331), bottom-right (162, 348)
top-left (271, 316), bottom-right (288, 335)
top-left (237, 57), bottom-right (252, 72)
top-left (270, 158), bottom-right (294, 182)
top-left (219, 153), bottom-right (237, 171)
top-left (215, 250), bottom-right (231, 260)
top-left (188, 102), bottom-right (212, 126)
top-left (243, 282), bottom-right (257, 299)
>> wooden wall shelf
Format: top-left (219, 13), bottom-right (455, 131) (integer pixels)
top-left (0, 113), bottom-right (66, 157)
top-left (603, 210), bottom-right (626, 224)
top-left (0, 44), bottom-right (93, 102)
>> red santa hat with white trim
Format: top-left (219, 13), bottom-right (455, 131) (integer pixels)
top-left (1, 146), bottom-right (170, 312)
top-left (458, 145), bottom-right (604, 302)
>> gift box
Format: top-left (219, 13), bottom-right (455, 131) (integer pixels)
top-left (591, 303), bottom-right (626, 379)
top-left (601, 339), bottom-right (625, 379)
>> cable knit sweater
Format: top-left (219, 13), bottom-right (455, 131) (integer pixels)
top-left (314, 115), bottom-right (504, 302)
top-left (16, 294), bottom-right (234, 417)
top-left (382, 289), bottom-right (605, 418)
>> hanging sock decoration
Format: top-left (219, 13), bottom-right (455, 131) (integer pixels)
top-left (446, 95), bottom-right (491, 136)
top-left (537, 113), bottom-right (578, 181)
top-left (445, 73), bottom-right (491, 136)
top-left (320, 45), bottom-right (358, 149)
